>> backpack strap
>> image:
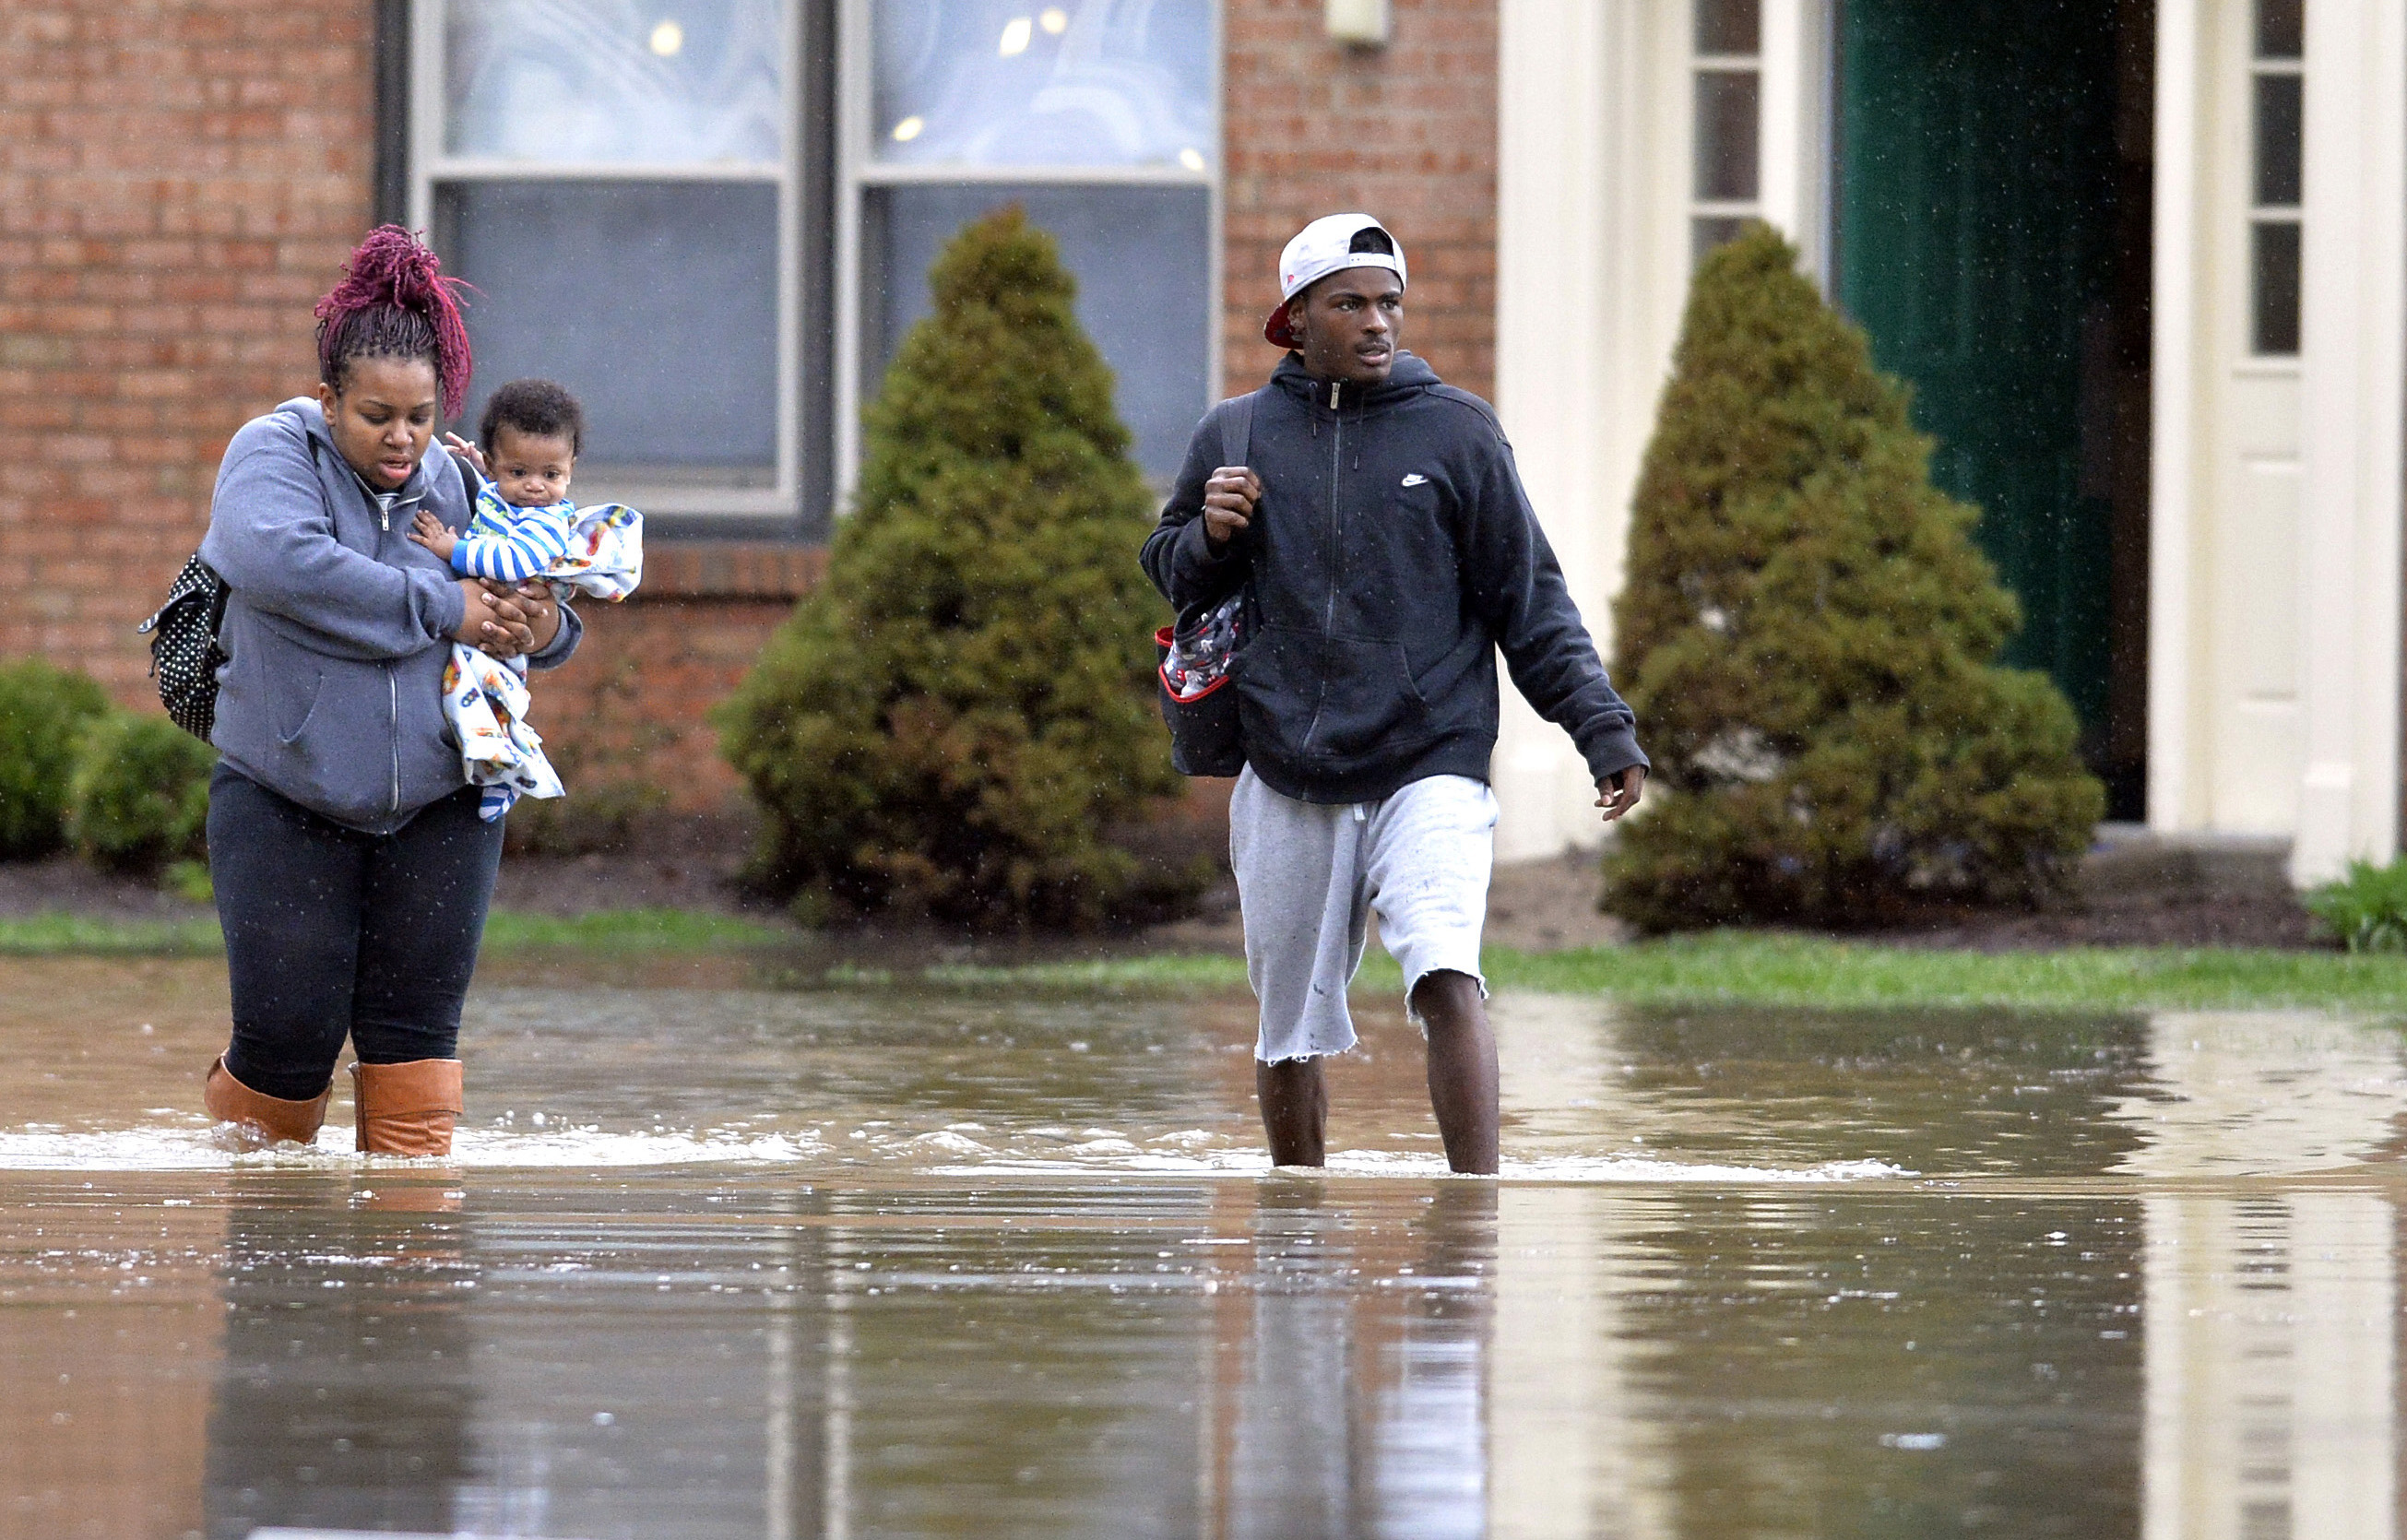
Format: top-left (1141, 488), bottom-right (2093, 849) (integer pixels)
top-left (1425, 383), bottom-right (1510, 445)
top-left (451, 446), bottom-right (477, 510)
top-left (1216, 389), bottom-right (1256, 467)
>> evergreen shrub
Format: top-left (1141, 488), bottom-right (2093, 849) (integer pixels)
top-left (67, 712), bottom-right (215, 876)
top-left (1605, 226), bottom-right (2105, 931)
top-left (717, 207), bottom-right (1191, 929)
top-left (0, 658), bottom-right (113, 859)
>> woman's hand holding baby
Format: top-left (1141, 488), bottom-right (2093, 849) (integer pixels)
top-left (500, 581), bottom-right (562, 653)
top-left (451, 579), bottom-right (559, 657)
top-left (409, 508), bottom-right (458, 562)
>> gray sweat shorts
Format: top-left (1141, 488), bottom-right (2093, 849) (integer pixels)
top-left (1229, 766), bottom-right (1497, 1063)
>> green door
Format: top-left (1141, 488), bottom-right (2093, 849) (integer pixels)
top-left (1835, 0), bottom-right (2128, 752)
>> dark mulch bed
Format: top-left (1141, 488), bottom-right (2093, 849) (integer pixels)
top-left (491, 811), bottom-right (771, 918)
top-left (1859, 893), bottom-right (2331, 952)
top-left (0, 856), bottom-right (213, 921)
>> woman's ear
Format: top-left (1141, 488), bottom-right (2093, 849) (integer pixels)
top-left (315, 380), bottom-right (339, 417)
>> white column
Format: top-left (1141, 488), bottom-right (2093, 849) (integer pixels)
top-left (1492, 2), bottom-right (1688, 861)
top-left (1756, 0), bottom-right (1832, 281)
top-left (2291, 0), bottom-right (2406, 883)
top-left (2148, 0), bottom-right (2207, 833)
top-left (1493, 0), bottom-right (1624, 861)
top-left (1492, 2), bottom-right (1833, 862)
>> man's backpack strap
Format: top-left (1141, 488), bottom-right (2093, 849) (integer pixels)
top-left (1426, 383), bottom-right (1510, 446)
top-left (1217, 389), bottom-right (1256, 468)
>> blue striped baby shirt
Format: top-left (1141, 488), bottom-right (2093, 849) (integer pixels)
top-left (450, 481), bottom-right (575, 583)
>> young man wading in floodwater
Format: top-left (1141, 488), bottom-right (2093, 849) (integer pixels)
top-left (1143, 215), bottom-right (1650, 1176)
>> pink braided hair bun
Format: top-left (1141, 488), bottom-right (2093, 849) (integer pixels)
top-left (314, 225), bottom-right (474, 419)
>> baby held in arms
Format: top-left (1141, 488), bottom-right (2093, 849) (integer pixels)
top-left (409, 378), bottom-right (644, 822)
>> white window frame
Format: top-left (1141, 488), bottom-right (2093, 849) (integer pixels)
top-left (406, 0), bottom-right (805, 518)
top-left (831, 0), bottom-right (1224, 497)
top-left (1690, 0), bottom-right (1763, 260)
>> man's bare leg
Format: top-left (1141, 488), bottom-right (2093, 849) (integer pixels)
top-left (1413, 969), bottom-right (1500, 1175)
top-left (1256, 1057), bottom-right (1328, 1167)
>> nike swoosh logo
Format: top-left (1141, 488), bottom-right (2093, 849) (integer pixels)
top-left (1401, 473), bottom-right (1428, 487)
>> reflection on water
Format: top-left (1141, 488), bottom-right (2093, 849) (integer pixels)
top-left (0, 956), bottom-right (2403, 1537)
top-left (1219, 1183), bottom-right (1493, 1539)
top-left (208, 1177), bottom-right (476, 1539)
top-left (2124, 1013), bottom-right (2407, 1539)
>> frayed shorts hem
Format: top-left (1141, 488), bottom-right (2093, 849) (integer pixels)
top-left (1233, 768), bottom-right (1496, 1065)
top-left (1402, 963), bottom-right (1489, 1035)
top-left (1255, 1047), bottom-right (1348, 1066)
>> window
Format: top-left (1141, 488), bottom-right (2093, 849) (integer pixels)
top-left (411, 0), bottom-right (835, 523)
top-left (841, 1), bottom-right (1218, 482)
top-left (2249, 0), bottom-right (2303, 356)
top-left (404, 1), bottom-right (1211, 519)
top-left (1691, 0), bottom-right (1761, 263)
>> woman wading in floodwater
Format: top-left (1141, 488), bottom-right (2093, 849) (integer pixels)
top-left (196, 227), bottom-right (577, 1155)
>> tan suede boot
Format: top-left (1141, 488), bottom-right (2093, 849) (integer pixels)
top-left (203, 1056), bottom-right (331, 1149)
top-left (350, 1059), bottom-right (465, 1156)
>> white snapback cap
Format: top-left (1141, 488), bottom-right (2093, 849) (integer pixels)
top-left (1264, 213), bottom-right (1406, 348)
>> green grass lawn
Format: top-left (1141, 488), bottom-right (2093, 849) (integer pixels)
top-left (6, 907), bottom-right (2400, 1014)
top-left (926, 936), bottom-right (2407, 1015)
top-left (1494, 935), bottom-right (2406, 1013)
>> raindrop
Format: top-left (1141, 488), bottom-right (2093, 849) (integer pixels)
top-left (1880, 1432), bottom-right (1946, 1451)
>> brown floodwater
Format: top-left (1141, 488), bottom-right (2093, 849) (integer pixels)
top-left (2, 955), bottom-right (2404, 1539)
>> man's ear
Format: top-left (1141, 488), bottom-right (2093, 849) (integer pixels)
top-left (1285, 297), bottom-right (1306, 346)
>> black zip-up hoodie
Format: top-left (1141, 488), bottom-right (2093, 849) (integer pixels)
top-left (1142, 352), bottom-right (1646, 805)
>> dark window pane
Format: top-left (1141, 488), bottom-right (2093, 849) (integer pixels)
top-left (2253, 219), bottom-right (2301, 354)
top-left (439, 181), bottom-right (780, 479)
top-left (1692, 216), bottom-right (1750, 266)
top-left (2256, 0), bottom-right (2303, 59)
top-left (2254, 73), bottom-right (2303, 206)
top-left (865, 184), bottom-right (1208, 480)
top-left (1693, 70), bottom-right (1761, 201)
top-left (1695, 0), bottom-right (1761, 55)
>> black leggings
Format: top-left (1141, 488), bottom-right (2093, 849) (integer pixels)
top-left (209, 764), bottom-right (504, 1101)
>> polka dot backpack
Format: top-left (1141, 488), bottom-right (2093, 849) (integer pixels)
top-left (137, 552), bottom-right (229, 741)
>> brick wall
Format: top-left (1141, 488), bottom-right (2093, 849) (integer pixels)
top-left (1220, 0), bottom-right (1500, 404)
top-left (0, 0), bottom-right (374, 692)
top-left (541, 549), bottom-right (825, 808)
top-left (3, 0), bottom-right (1504, 815)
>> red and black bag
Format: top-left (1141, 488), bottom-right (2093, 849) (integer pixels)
top-left (1156, 392), bottom-right (1256, 776)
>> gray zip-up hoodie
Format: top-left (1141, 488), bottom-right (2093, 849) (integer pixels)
top-left (199, 397), bottom-right (582, 834)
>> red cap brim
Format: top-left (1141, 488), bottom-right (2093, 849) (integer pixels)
top-left (1263, 301), bottom-right (1298, 349)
